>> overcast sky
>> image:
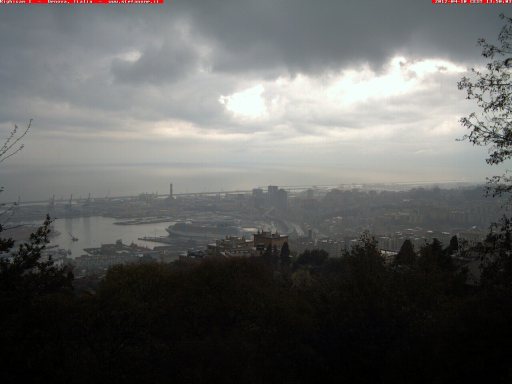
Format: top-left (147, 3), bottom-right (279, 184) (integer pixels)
top-left (0, 1), bottom-right (509, 200)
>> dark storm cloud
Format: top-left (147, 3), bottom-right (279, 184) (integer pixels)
top-left (111, 42), bottom-right (198, 84)
top-left (0, 2), bottom-right (502, 136)
top-left (175, 0), bottom-right (506, 73)
top-left (0, 1), bottom-right (505, 94)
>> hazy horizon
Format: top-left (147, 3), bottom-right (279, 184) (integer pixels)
top-left (0, 160), bottom-right (492, 202)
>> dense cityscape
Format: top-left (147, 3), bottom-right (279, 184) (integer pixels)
top-left (2, 182), bottom-right (502, 280)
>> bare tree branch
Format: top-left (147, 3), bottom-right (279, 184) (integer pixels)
top-left (0, 118), bottom-right (32, 164)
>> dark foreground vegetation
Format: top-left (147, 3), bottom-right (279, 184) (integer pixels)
top-left (2, 218), bottom-right (512, 384)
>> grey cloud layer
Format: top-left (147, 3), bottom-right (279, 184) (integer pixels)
top-left (177, 0), bottom-right (505, 73)
top-left (0, 2), bottom-right (504, 90)
top-left (0, 2), bottom-right (498, 128)
top-left (0, 2), bottom-right (506, 188)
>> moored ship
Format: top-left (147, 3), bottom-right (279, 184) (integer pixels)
top-left (166, 221), bottom-right (240, 239)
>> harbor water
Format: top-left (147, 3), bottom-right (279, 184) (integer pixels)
top-left (50, 216), bottom-right (174, 258)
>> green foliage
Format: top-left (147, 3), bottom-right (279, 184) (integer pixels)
top-left (1, 232), bottom-right (512, 383)
top-left (0, 216), bottom-right (74, 383)
top-left (329, 233), bottom-right (388, 307)
top-left (458, 14), bottom-right (512, 198)
top-left (394, 239), bottom-right (416, 266)
top-left (295, 249), bottom-right (328, 268)
top-left (477, 215), bottom-right (512, 290)
top-left (0, 223), bottom-right (15, 254)
top-left (0, 119), bottom-right (72, 302)
top-left (342, 232), bottom-right (383, 267)
top-left (280, 241), bottom-right (291, 267)
top-left (0, 215), bottom-right (73, 302)
top-left (418, 238), bottom-right (454, 273)
top-left (87, 258), bottom-right (312, 384)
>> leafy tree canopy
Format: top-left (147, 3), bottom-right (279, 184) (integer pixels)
top-left (295, 249), bottom-right (328, 268)
top-left (459, 14), bottom-right (512, 198)
top-left (394, 239), bottom-right (416, 266)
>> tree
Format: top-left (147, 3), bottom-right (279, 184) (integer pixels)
top-left (458, 14), bottom-right (512, 199)
top-left (295, 249), bottom-right (328, 268)
top-left (477, 216), bottom-right (512, 289)
top-left (0, 215), bottom-right (73, 301)
top-left (394, 239), bottom-right (416, 266)
top-left (458, 15), bottom-right (512, 288)
top-left (0, 119), bottom-right (32, 165)
top-left (340, 232), bottom-right (385, 281)
top-left (0, 119), bottom-right (32, 217)
top-left (445, 235), bottom-right (459, 257)
top-left (0, 120), bottom-right (32, 242)
top-left (418, 238), bottom-right (454, 273)
top-left (0, 120), bottom-right (73, 301)
top-left (280, 241), bottom-right (290, 267)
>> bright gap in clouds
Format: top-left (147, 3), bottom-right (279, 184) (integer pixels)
top-left (333, 57), bottom-right (466, 105)
top-left (219, 56), bottom-right (467, 120)
top-left (219, 84), bottom-right (267, 119)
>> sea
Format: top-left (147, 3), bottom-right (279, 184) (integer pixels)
top-left (50, 216), bottom-right (173, 258)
